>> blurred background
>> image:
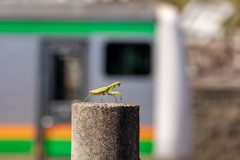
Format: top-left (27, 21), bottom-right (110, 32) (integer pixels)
top-left (0, 0), bottom-right (240, 160)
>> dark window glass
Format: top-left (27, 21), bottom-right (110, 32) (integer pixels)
top-left (52, 54), bottom-right (81, 100)
top-left (106, 43), bottom-right (151, 75)
top-left (53, 55), bottom-right (65, 100)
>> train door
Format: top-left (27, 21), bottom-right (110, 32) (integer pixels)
top-left (88, 36), bottom-right (153, 125)
top-left (39, 39), bottom-right (88, 158)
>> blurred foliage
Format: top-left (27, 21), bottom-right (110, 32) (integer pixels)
top-left (170, 0), bottom-right (191, 10)
top-left (224, 0), bottom-right (240, 29)
top-left (141, 0), bottom-right (240, 29)
top-left (169, 0), bottom-right (240, 29)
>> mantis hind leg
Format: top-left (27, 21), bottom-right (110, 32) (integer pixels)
top-left (82, 94), bottom-right (91, 102)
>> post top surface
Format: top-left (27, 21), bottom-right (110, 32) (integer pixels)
top-left (72, 102), bottom-right (139, 108)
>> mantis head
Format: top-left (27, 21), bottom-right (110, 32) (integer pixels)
top-left (114, 82), bottom-right (121, 87)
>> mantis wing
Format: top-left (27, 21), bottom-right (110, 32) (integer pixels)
top-left (90, 86), bottom-right (109, 95)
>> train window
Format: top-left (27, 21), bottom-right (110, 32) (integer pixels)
top-left (106, 43), bottom-right (151, 75)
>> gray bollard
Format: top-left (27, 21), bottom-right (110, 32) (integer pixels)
top-left (71, 102), bottom-right (139, 160)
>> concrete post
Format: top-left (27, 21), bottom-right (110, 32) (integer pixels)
top-left (71, 102), bottom-right (139, 160)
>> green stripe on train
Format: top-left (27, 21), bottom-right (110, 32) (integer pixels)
top-left (44, 140), bottom-right (153, 157)
top-left (44, 140), bottom-right (71, 157)
top-left (0, 140), bottom-right (34, 154)
top-left (0, 20), bottom-right (155, 36)
top-left (140, 141), bottom-right (153, 155)
top-left (0, 139), bottom-right (153, 156)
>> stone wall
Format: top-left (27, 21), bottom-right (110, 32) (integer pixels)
top-left (187, 33), bottom-right (240, 78)
top-left (186, 35), bottom-right (240, 160)
top-left (191, 88), bottom-right (240, 160)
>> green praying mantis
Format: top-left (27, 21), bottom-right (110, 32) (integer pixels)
top-left (82, 82), bottom-right (122, 103)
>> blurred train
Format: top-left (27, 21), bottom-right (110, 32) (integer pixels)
top-left (0, 1), bottom-right (184, 159)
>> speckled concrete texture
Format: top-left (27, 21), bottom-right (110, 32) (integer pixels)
top-left (71, 102), bottom-right (139, 160)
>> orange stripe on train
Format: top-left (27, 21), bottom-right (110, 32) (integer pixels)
top-left (45, 124), bottom-right (153, 141)
top-left (0, 124), bottom-right (153, 141)
top-left (0, 124), bottom-right (36, 140)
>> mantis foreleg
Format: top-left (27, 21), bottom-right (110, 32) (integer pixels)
top-left (109, 91), bottom-right (122, 102)
top-left (108, 85), bottom-right (122, 102)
